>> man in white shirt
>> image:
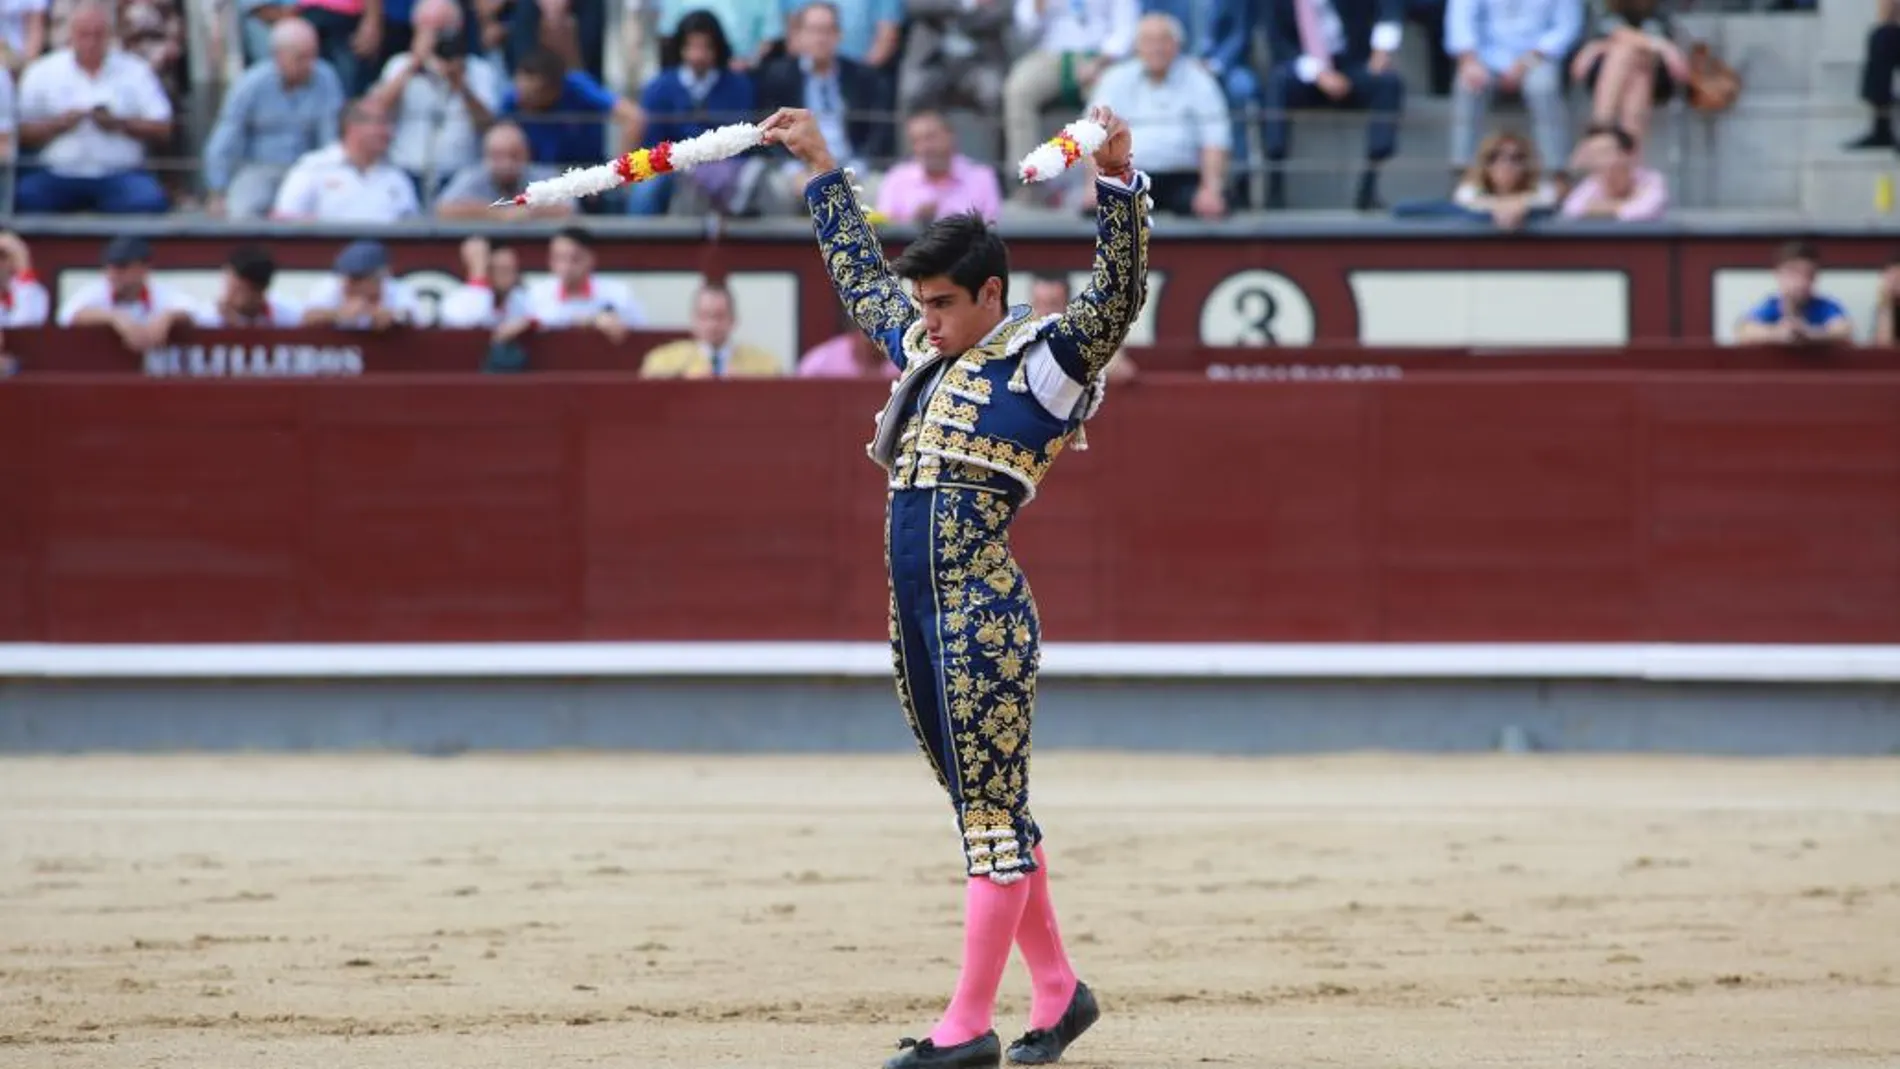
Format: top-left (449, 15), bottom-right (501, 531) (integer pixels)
top-left (522, 227), bottom-right (644, 341)
top-left (300, 240), bottom-right (419, 331)
top-left (439, 236), bottom-right (532, 330)
top-left (15, 1), bottom-right (172, 213)
top-left (366, 0), bottom-right (502, 196)
top-left (1002, 0), bottom-right (1140, 203)
top-left (1087, 13), bottom-right (1229, 218)
top-left (270, 98), bottom-right (422, 222)
top-left (194, 244), bottom-right (304, 328)
top-left (57, 235), bottom-right (204, 350)
top-left (0, 230), bottom-right (47, 376)
top-left (0, 231), bottom-right (49, 327)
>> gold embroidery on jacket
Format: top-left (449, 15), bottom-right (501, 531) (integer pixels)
top-left (1047, 179), bottom-right (1151, 380)
top-left (927, 486), bottom-right (1037, 881)
top-left (810, 176), bottom-right (915, 340)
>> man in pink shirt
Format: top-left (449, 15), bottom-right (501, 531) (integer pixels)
top-left (1560, 124), bottom-right (1667, 223)
top-left (874, 107), bottom-right (1002, 225)
top-left (797, 319), bottom-right (900, 378)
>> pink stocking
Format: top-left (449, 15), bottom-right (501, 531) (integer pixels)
top-left (1015, 843), bottom-right (1080, 1030)
top-left (929, 876), bottom-right (1031, 1047)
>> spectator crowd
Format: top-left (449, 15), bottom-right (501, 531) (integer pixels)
top-left (0, 0), bottom-right (1856, 223)
top-left (0, 221), bottom-right (1159, 378)
top-left (0, 0), bottom-right (1889, 376)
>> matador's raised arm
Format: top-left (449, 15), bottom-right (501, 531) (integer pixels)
top-left (1043, 171), bottom-right (1152, 385)
top-left (804, 170), bottom-right (917, 370)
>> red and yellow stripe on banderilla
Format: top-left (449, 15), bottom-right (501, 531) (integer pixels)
top-left (1050, 132), bottom-right (1085, 169)
top-left (614, 141), bottom-right (678, 185)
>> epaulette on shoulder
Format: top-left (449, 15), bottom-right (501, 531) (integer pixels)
top-left (1003, 313), bottom-right (1062, 359)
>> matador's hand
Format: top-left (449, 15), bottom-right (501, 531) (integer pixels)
top-left (759, 107), bottom-right (839, 175)
top-left (1086, 105), bottom-right (1132, 178)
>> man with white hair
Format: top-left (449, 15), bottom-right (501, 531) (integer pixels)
top-left (366, 0), bottom-right (502, 196)
top-left (15, 1), bottom-right (173, 212)
top-left (1087, 12), bottom-right (1229, 218)
top-left (203, 17), bottom-right (346, 218)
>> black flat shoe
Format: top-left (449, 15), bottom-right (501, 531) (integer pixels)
top-left (884, 1031), bottom-right (1001, 1069)
top-left (1006, 981), bottom-right (1099, 1065)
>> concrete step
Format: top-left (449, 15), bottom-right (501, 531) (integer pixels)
top-left (1800, 109), bottom-right (1888, 156)
top-left (1812, 57), bottom-right (1862, 104)
top-left (1660, 100), bottom-right (1805, 209)
top-left (1675, 12), bottom-right (1817, 94)
top-left (1811, 2), bottom-right (1872, 63)
top-left (1800, 153), bottom-right (1900, 220)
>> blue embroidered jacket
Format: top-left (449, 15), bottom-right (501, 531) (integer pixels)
top-left (803, 168), bottom-right (1152, 503)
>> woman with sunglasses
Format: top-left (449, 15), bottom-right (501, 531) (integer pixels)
top-left (1451, 130), bottom-right (1559, 229)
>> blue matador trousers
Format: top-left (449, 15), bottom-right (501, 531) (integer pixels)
top-left (886, 483), bottom-right (1044, 883)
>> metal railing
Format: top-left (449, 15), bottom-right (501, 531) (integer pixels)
top-left (6, 92), bottom-right (1878, 219)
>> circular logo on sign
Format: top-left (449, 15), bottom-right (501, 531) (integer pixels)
top-left (1198, 270), bottom-right (1315, 347)
top-left (397, 270), bottom-right (465, 328)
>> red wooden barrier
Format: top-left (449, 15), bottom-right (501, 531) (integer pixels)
top-left (5, 367), bottom-right (1899, 644)
top-left (8, 327), bottom-right (687, 375)
top-left (12, 328), bottom-right (1898, 378)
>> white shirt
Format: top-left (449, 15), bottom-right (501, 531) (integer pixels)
top-left (191, 296), bottom-right (307, 328)
top-left (378, 52), bottom-right (504, 178)
top-left (438, 281), bottom-right (533, 328)
top-left (1013, 0), bottom-right (1139, 58)
top-left (1089, 58), bottom-right (1230, 173)
top-left (271, 143), bottom-right (422, 222)
top-left (302, 274), bottom-right (422, 328)
top-left (523, 275), bottom-right (646, 328)
top-left (55, 278), bottom-right (203, 326)
top-left (18, 48), bottom-right (172, 177)
top-left (0, 0), bottom-right (44, 55)
top-left (0, 272), bottom-right (48, 326)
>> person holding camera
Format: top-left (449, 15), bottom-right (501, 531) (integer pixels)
top-left (365, 0), bottom-right (503, 200)
top-left (14, 1), bottom-right (172, 213)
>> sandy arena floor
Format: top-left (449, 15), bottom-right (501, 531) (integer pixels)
top-left (1, 752), bottom-right (1897, 1068)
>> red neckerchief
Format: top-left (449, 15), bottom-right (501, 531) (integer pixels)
top-left (1, 271), bottom-right (39, 312)
top-left (560, 277), bottom-right (592, 301)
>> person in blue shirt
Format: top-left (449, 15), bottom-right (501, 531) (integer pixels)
top-left (502, 46), bottom-right (640, 168)
top-left (625, 9), bottom-right (758, 215)
top-left (1734, 241), bottom-right (1855, 346)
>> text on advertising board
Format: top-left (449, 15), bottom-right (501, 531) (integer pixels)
top-left (143, 343), bottom-right (367, 378)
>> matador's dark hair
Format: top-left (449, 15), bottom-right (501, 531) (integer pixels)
top-left (892, 211), bottom-right (1010, 304)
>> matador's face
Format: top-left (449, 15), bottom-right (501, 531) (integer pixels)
top-left (910, 275), bottom-right (1004, 357)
